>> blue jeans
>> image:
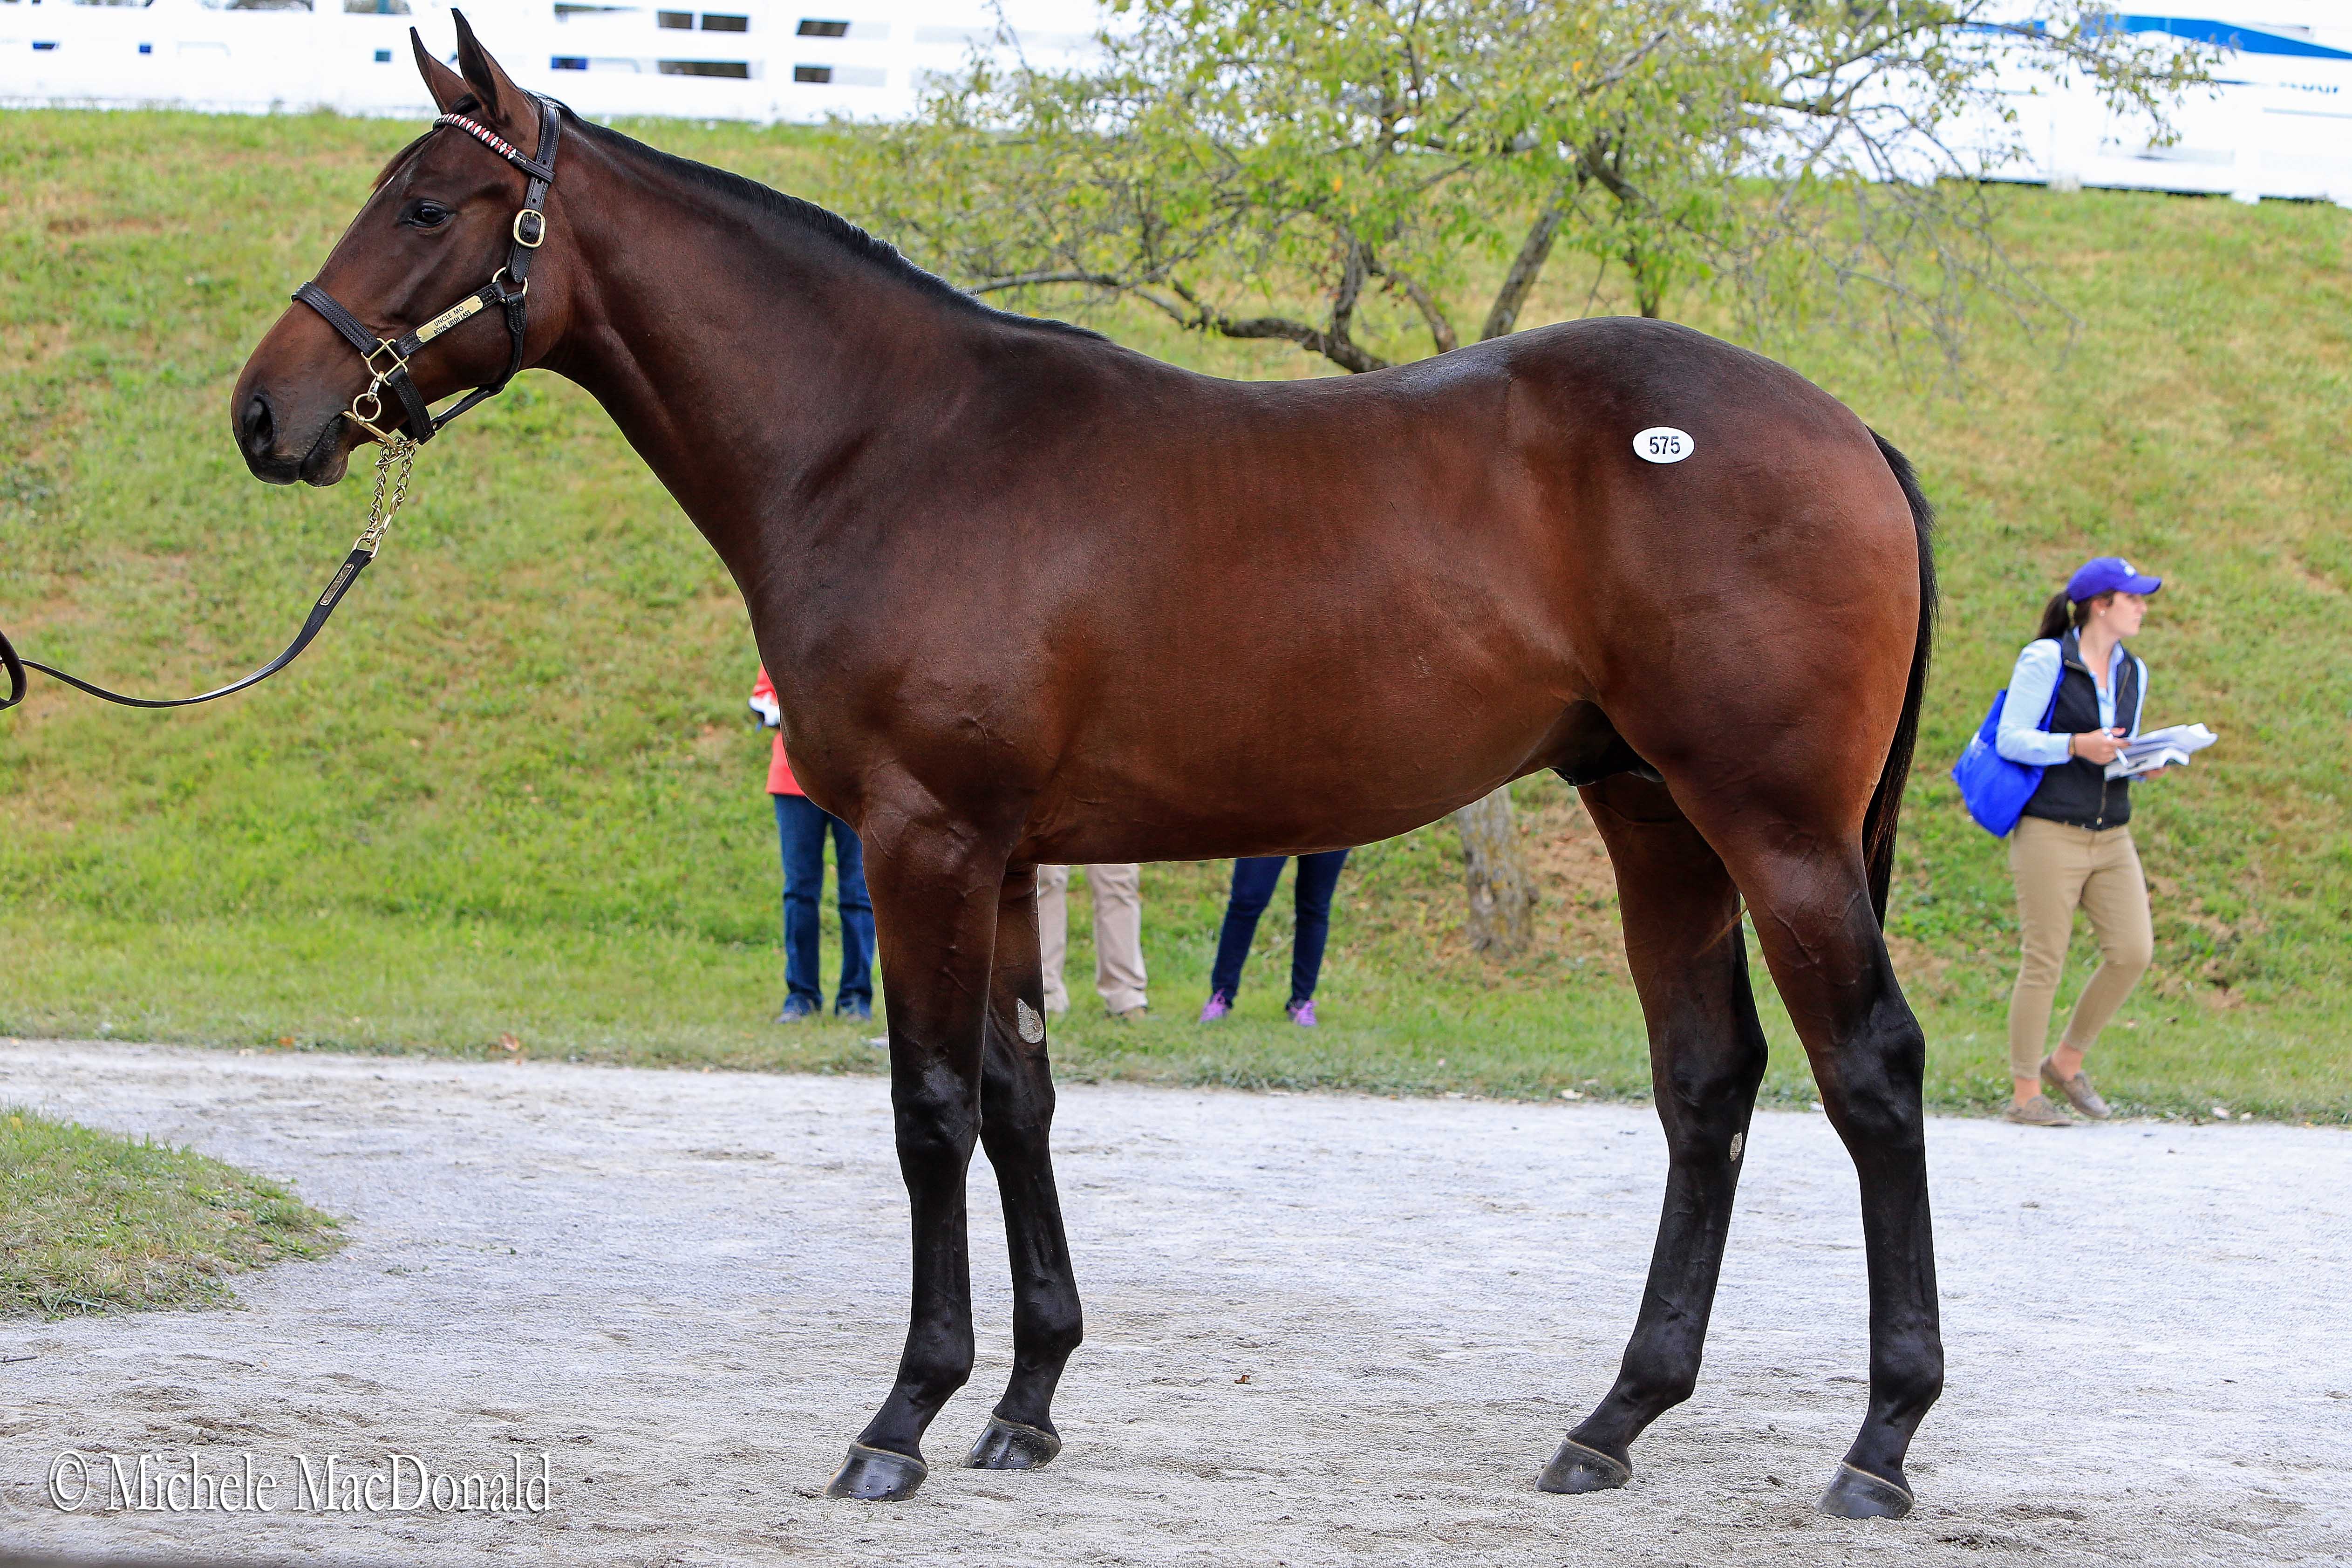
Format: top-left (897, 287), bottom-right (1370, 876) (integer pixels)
top-left (1208, 850), bottom-right (1351, 1006)
top-left (775, 793), bottom-right (874, 1011)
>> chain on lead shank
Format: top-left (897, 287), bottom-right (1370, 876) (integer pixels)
top-left (356, 435), bottom-right (416, 557)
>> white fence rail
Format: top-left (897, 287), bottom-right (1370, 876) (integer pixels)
top-left (2, 1), bottom-right (2348, 204)
top-left (0, 0), bottom-right (1103, 122)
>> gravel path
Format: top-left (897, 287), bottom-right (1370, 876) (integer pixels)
top-left (1, 1039), bottom-right (2346, 1568)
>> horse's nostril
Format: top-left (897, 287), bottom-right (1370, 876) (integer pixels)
top-left (240, 392), bottom-right (276, 455)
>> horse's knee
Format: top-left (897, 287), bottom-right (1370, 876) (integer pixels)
top-left (1658, 1063), bottom-right (1766, 1165)
top-left (892, 1077), bottom-right (980, 1167)
top-left (1660, 1029), bottom-right (1767, 1108)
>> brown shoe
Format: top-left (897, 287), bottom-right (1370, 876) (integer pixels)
top-left (2042, 1057), bottom-right (2112, 1120)
top-left (1107, 1005), bottom-right (1148, 1023)
top-left (2003, 1093), bottom-right (2075, 1127)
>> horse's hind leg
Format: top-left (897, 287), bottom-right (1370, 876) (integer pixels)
top-left (1711, 821), bottom-right (1942, 1520)
top-left (965, 863), bottom-right (1084, 1471)
top-left (1541, 774), bottom-right (1768, 1496)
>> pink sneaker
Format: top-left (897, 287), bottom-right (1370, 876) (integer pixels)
top-left (1286, 999), bottom-right (1317, 1027)
top-left (1198, 991), bottom-right (1232, 1023)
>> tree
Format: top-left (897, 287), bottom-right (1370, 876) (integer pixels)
top-left (837, 0), bottom-right (2202, 954)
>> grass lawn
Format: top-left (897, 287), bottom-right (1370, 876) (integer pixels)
top-left (2, 112), bottom-right (2347, 1124)
top-left (1, 1105), bottom-right (342, 1317)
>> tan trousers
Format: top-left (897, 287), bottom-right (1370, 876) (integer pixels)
top-left (1036, 864), bottom-right (1148, 1016)
top-left (2006, 817), bottom-right (2154, 1080)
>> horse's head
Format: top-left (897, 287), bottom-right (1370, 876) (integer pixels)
top-left (232, 14), bottom-right (566, 485)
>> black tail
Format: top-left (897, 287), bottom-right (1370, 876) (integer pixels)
top-left (1861, 429), bottom-right (1937, 927)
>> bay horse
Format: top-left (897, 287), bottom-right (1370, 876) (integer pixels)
top-left (231, 18), bottom-right (1942, 1521)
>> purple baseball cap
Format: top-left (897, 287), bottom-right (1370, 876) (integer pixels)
top-left (2067, 556), bottom-right (2162, 602)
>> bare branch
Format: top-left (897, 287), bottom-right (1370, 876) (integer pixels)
top-left (1212, 312), bottom-right (1393, 372)
top-left (972, 269), bottom-right (1133, 294)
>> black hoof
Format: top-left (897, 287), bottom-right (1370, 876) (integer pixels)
top-left (825, 1441), bottom-right (929, 1500)
top-left (964, 1415), bottom-right (1063, 1470)
top-left (1537, 1437), bottom-right (1631, 1494)
top-left (1817, 1461), bottom-right (1913, 1520)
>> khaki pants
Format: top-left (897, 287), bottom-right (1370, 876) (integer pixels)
top-left (2006, 817), bottom-right (2154, 1080)
top-left (1037, 864), bottom-right (1147, 1015)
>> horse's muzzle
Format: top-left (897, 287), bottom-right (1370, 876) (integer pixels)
top-left (235, 385), bottom-right (350, 487)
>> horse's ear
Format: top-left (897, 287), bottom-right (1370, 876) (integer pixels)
top-left (450, 10), bottom-right (527, 129)
top-left (411, 27), bottom-right (469, 116)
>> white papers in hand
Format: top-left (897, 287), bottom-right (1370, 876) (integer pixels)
top-left (2107, 723), bottom-right (2216, 778)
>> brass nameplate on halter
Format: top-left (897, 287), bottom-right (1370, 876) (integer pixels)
top-left (415, 293), bottom-right (488, 346)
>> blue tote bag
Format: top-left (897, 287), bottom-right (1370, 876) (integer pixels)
top-left (1950, 680), bottom-right (2063, 837)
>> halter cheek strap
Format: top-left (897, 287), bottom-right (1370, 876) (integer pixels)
top-left (293, 95), bottom-right (564, 445)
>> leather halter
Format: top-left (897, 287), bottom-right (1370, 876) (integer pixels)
top-left (0, 98), bottom-right (563, 715)
top-left (294, 95), bottom-right (563, 445)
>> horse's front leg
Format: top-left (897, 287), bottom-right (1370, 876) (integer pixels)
top-left (963, 862), bottom-right (1084, 1471)
top-left (825, 820), bottom-right (1009, 1501)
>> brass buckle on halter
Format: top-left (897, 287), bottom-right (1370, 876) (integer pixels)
top-left (362, 338), bottom-right (410, 380)
top-left (512, 208), bottom-right (546, 248)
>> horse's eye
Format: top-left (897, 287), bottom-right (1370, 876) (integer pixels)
top-left (403, 201), bottom-right (453, 230)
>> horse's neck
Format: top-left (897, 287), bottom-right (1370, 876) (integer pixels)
top-left (549, 142), bottom-right (973, 588)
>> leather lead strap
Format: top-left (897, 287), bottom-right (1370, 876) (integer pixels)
top-left (0, 551), bottom-right (376, 713)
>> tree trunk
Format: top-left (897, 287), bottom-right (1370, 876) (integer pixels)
top-left (1479, 203), bottom-right (1567, 342)
top-left (1452, 785), bottom-right (1536, 958)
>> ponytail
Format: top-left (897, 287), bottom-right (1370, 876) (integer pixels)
top-left (2033, 589), bottom-right (2103, 642)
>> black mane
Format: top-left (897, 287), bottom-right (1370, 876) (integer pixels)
top-left (562, 111), bottom-right (1107, 343)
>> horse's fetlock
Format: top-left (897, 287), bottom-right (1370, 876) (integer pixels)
top-left (1872, 1352), bottom-right (1944, 1423)
top-left (1623, 1365), bottom-right (1700, 1413)
top-left (1017, 1305), bottom-right (1084, 1365)
top-left (901, 1349), bottom-right (976, 1401)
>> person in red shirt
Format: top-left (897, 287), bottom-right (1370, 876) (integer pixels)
top-left (751, 667), bottom-right (874, 1021)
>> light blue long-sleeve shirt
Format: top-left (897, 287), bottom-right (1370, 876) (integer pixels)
top-left (1995, 637), bottom-right (2147, 767)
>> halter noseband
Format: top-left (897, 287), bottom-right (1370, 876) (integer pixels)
top-left (294, 95), bottom-right (564, 446)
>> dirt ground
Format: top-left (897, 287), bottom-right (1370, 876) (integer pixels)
top-left (2, 1039), bottom-right (2346, 1568)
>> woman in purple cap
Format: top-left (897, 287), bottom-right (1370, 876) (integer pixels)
top-left (1992, 556), bottom-right (2164, 1126)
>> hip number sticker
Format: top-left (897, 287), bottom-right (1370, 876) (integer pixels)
top-left (1633, 427), bottom-right (1694, 464)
